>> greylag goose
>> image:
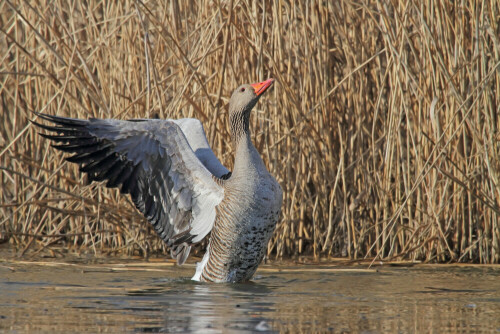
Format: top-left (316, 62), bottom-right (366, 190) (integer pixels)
top-left (32, 78), bottom-right (282, 283)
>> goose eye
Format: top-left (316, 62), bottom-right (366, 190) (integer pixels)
top-left (240, 87), bottom-right (246, 92)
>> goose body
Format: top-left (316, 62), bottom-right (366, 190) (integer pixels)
top-left (33, 78), bottom-right (282, 283)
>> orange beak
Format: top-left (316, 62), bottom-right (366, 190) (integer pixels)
top-left (250, 78), bottom-right (274, 96)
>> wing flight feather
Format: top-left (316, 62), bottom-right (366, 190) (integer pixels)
top-left (32, 113), bottom-right (225, 264)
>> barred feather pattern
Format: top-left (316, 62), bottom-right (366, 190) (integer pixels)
top-left (198, 135), bottom-right (283, 283)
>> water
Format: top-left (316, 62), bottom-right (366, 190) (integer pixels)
top-left (0, 258), bottom-right (499, 333)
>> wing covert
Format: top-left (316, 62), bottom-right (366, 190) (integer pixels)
top-left (173, 118), bottom-right (231, 179)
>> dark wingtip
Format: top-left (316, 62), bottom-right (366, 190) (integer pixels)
top-left (31, 111), bottom-right (58, 123)
top-left (39, 132), bottom-right (63, 141)
top-left (38, 132), bottom-right (85, 144)
top-left (30, 119), bottom-right (68, 133)
top-left (31, 112), bottom-right (88, 127)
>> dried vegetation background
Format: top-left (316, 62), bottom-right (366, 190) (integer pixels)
top-left (1, 1), bottom-right (499, 263)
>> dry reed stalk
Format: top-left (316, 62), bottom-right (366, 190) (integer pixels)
top-left (0, 0), bottom-right (498, 263)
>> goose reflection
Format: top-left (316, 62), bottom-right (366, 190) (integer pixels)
top-left (131, 279), bottom-right (276, 333)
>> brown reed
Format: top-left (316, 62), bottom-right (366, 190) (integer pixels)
top-left (1, 0), bottom-right (499, 263)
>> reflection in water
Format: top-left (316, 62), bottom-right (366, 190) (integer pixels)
top-left (146, 282), bottom-right (275, 333)
top-left (0, 262), bottom-right (499, 333)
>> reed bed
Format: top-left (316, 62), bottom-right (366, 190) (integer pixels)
top-left (0, 0), bottom-right (499, 263)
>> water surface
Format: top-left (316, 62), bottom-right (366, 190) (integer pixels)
top-left (0, 258), bottom-right (499, 333)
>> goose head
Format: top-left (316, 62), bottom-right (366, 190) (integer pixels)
top-left (228, 78), bottom-right (274, 143)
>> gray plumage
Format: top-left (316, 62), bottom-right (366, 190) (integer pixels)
top-left (32, 78), bottom-right (282, 283)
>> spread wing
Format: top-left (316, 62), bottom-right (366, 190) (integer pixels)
top-left (32, 112), bottom-right (226, 265)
